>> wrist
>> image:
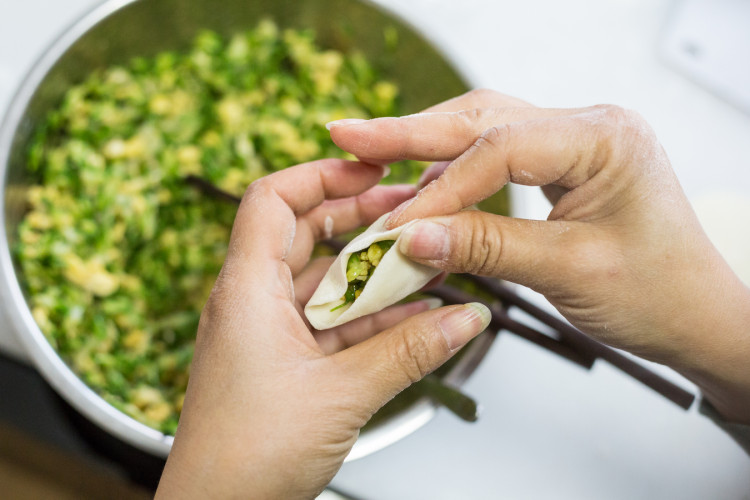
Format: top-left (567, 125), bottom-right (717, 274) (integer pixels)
top-left (157, 429), bottom-right (292, 500)
top-left (670, 265), bottom-right (750, 424)
top-left (157, 414), bottom-right (337, 500)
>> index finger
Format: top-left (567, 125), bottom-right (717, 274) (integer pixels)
top-left (388, 106), bottom-right (654, 228)
top-left (326, 89), bottom-right (534, 165)
top-left (227, 159), bottom-right (385, 266)
top-left (421, 88), bottom-right (534, 113)
top-left (329, 107), bottom-right (575, 164)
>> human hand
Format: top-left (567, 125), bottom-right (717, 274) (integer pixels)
top-left (328, 89), bottom-right (750, 423)
top-left (155, 159), bottom-right (491, 499)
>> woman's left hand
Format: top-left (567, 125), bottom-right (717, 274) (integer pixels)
top-left (156, 159), bottom-right (491, 499)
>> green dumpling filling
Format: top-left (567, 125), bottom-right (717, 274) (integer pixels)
top-left (331, 240), bottom-right (395, 311)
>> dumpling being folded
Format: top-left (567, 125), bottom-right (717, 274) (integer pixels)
top-left (305, 213), bottom-right (441, 330)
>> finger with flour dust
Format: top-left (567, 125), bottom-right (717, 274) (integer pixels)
top-left (386, 106), bottom-right (658, 228)
top-left (329, 107), bottom-right (578, 164)
top-left (287, 184), bottom-right (416, 274)
top-left (421, 88), bottom-right (534, 113)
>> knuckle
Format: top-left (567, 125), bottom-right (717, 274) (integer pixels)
top-left (456, 107), bottom-right (484, 129)
top-left (465, 88), bottom-right (500, 103)
top-left (456, 106), bottom-right (485, 122)
top-left (456, 215), bottom-right (504, 276)
top-left (478, 123), bottom-right (502, 144)
top-left (602, 105), bottom-right (645, 134)
top-left (388, 330), bottom-right (434, 384)
top-left (592, 103), bottom-right (628, 120)
top-left (590, 104), bottom-right (656, 153)
top-left (589, 104), bottom-right (632, 134)
top-left (455, 108), bottom-right (495, 142)
top-left (240, 176), bottom-right (271, 205)
top-left (477, 124), bottom-right (511, 151)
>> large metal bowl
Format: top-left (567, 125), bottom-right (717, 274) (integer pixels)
top-left (0, 0), bottom-right (495, 460)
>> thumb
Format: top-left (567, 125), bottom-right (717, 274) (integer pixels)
top-left (337, 304), bottom-right (491, 412)
top-left (397, 211), bottom-right (597, 292)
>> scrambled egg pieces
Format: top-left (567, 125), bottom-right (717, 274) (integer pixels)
top-left (17, 20), bottom-right (425, 434)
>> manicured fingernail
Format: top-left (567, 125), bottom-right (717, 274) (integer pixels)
top-left (399, 220), bottom-right (450, 260)
top-left (439, 303), bottom-right (491, 351)
top-left (325, 118), bottom-right (368, 130)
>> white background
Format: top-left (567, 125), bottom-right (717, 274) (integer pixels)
top-left (1, 0), bottom-right (750, 498)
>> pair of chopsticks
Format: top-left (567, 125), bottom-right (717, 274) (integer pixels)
top-left (429, 277), bottom-right (695, 409)
top-left (185, 174), bottom-right (696, 411)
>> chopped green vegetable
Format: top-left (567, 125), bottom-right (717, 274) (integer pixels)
top-left (16, 21), bottom-right (426, 434)
top-left (331, 240), bottom-right (395, 311)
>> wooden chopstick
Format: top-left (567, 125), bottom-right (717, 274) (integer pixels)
top-left (426, 285), bottom-right (595, 369)
top-left (185, 175), bottom-right (242, 204)
top-left (463, 275), bottom-right (696, 410)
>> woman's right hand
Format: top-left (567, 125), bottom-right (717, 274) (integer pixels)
top-left (328, 89), bottom-right (750, 423)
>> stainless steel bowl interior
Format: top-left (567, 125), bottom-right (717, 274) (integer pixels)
top-left (0, 0), bottom-right (493, 459)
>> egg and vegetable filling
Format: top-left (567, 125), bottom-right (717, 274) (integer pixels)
top-left (332, 240), bottom-right (395, 311)
top-left (16, 20), bottom-right (426, 434)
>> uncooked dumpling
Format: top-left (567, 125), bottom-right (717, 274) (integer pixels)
top-left (305, 213), bottom-right (440, 330)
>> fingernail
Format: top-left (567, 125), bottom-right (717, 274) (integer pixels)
top-left (325, 118), bottom-right (368, 130)
top-left (439, 303), bottom-right (491, 351)
top-left (399, 221), bottom-right (450, 260)
top-left (381, 165), bottom-right (391, 179)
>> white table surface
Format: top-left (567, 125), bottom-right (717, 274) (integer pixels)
top-left (2, 1), bottom-right (750, 498)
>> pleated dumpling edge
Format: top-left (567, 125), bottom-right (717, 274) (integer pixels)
top-left (304, 213), bottom-right (441, 330)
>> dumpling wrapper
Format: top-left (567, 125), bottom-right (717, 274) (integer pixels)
top-left (305, 213), bottom-right (440, 330)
